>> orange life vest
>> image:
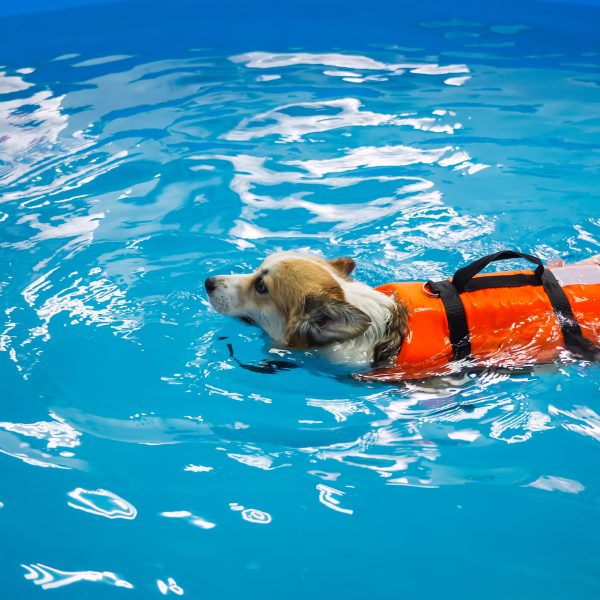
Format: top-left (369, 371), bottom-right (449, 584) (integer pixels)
top-left (370, 251), bottom-right (600, 381)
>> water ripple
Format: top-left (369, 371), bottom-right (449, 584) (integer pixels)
top-left (527, 475), bottom-right (585, 494)
top-left (0, 413), bottom-right (81, 449)
top-left (316, 484), bottom-right (353, 515)
top-left (22, 563), bottom-right (133, 591)
top-left (231, 51), bottom-right (469, 79)
top-left (229, 503), bottom-right (273, 524)
top-left (224, 98), bottom-right (462, 142)
top-left (157, 577), bottom-right (184, 596)
top-left (0, 414), bottom-right (84, 470)
top-left (1, 9), bottom-right (600, 594)
top-left (67, 488), bottom-right (137, 520)
top-left (160, 510), bottom-right (216, 529)
top-left (549, 404), bottom-right (600, 442)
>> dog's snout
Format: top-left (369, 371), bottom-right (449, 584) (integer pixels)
top-left (205, 277), bottom-right (217, 293)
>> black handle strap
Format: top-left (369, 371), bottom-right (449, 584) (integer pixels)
top-left (426, 279), bottom-right (471, 361)
top-left (540, 271), bottom-right (600, 361)
top-left (426, 250), bottom-right (598, 364)
top-left (452, 251), bottom-right (544, 294)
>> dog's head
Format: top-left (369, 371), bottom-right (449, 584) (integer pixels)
top-left (205, 252), bottom-right (372, 348)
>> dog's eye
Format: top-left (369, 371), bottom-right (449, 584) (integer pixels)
top-left (254, 277), bottom-right (268, 294)
top-left (316, 317), bottom-right (330, 328)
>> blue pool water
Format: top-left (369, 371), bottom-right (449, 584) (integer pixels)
top-left (1, 0), bottom-right (600, 597)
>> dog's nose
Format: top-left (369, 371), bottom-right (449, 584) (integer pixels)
top-left (204, 277), bottom-right (217, 293)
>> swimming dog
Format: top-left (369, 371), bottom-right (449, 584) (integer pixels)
top-left (205, 252), bottom-right (600, 378)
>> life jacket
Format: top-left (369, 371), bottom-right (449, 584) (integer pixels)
top-left (370, 251), bottom-right (600, 381)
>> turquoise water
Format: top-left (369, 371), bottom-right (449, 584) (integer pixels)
top-left (1, 0), bottom-right (600, 597)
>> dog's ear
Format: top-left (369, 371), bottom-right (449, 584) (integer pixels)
top-left (286, 294), bottom-right (371, 347)
top-left (328, 257), bottom-right (356, 278)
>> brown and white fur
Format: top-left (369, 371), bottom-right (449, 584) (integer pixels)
top-left (205, 251), bottom-right (600, 368)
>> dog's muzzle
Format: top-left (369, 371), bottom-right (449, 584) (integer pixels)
top-left (204, 277), bottom-right (217, 293)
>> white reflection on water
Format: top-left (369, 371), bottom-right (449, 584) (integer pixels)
top-left (549, 404), bottom-right (600, 442)
top-left (231, 51), bottom-right (406, 71)
top-left (231, 51), bottom-right (469, 78)
top-left (227, 451), bottom-right (286, 470)
top-left (184, 464), bottom-right (213, 472)
top-left (293, 370), bottom-right (595, 488)
top-left (21, 265), bottom-right (140, 345)
top-left (224, 98), bottom-right (394, 142)
top-left (0, 70), bottom-right (33, 93)
top-left (447, 429), bottom-right (481, 442)
top-left (444, 75), bottom-right (471, 86)
top-left (0, 55), bottom-right (209, 205)
top-left (0, 68), bottom-right (102, 197)
top-left (72, 55), bottom-right (133, 68)
top-left (307, 397), bottom-right (371, 423)
top-left (14, 212), bottom-right (105, 250)
top-left (316, 440), bottom-right (422, 478)
top-left (0, 413), bottom-right (84, 470)
top-left (256, 74), bottom-right (281, 82)
top-left (229, 502), bottom-right (273, 524)
top-left (22, 563), bottom-right (133, 590)
top-left (286, 144), bottom-right (484, 176)
top-left (527, 475), bottom-right (585, 494)
top-left (489, 409), bottom-right (552, 443)
top-left (241, 508), bottom-right (272, 524)
top-left (160, 510), bottom-right (216, 529)
top-left (193, 141), bottom-right (489, 248)
top-left (67, 487), bottom-right (137, 520)
top-left (0, 75), bottom-right (68, 186)
top-left (224, 98), bottom-right (463, 142)
top-left (212, 48), bottom-right (489, 253)
top-left (53, 53), bottom-right (80, 61)
top-left (323, 70), bottom-right (389, 83)
top-left (0, 438), bottom-right (77, 469)
top-left (316, 484), bottom-right (353, 515)
top-left (0, 412), bottom-right (81, 449)
top-left (157, 577), bottom-right (184, 596)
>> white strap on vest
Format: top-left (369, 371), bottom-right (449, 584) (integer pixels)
top-left (551, 265), bottom-right (600, 287)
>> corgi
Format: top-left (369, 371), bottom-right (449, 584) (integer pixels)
top-left (205, 252), bottom-right (600, 375)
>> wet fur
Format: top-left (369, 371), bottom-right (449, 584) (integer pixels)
top-left (206, 251), bottom-right (404, 366)
top-left (372, 300), bottom-right (409, 367)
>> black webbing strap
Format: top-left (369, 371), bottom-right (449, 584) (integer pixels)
top-left (463, 273), bottom-right (540, 292)
top-left (426, 279), bottom-right (471, 361)
top-left (452, 250), bottom-right (544, 292)
top-left (426, 250), bottom-right (599, 364)
top-left (541, 270), bottom-right (600, 360)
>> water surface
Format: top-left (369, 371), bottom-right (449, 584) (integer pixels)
top-left (1, 1), bottom-right (599, 598)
